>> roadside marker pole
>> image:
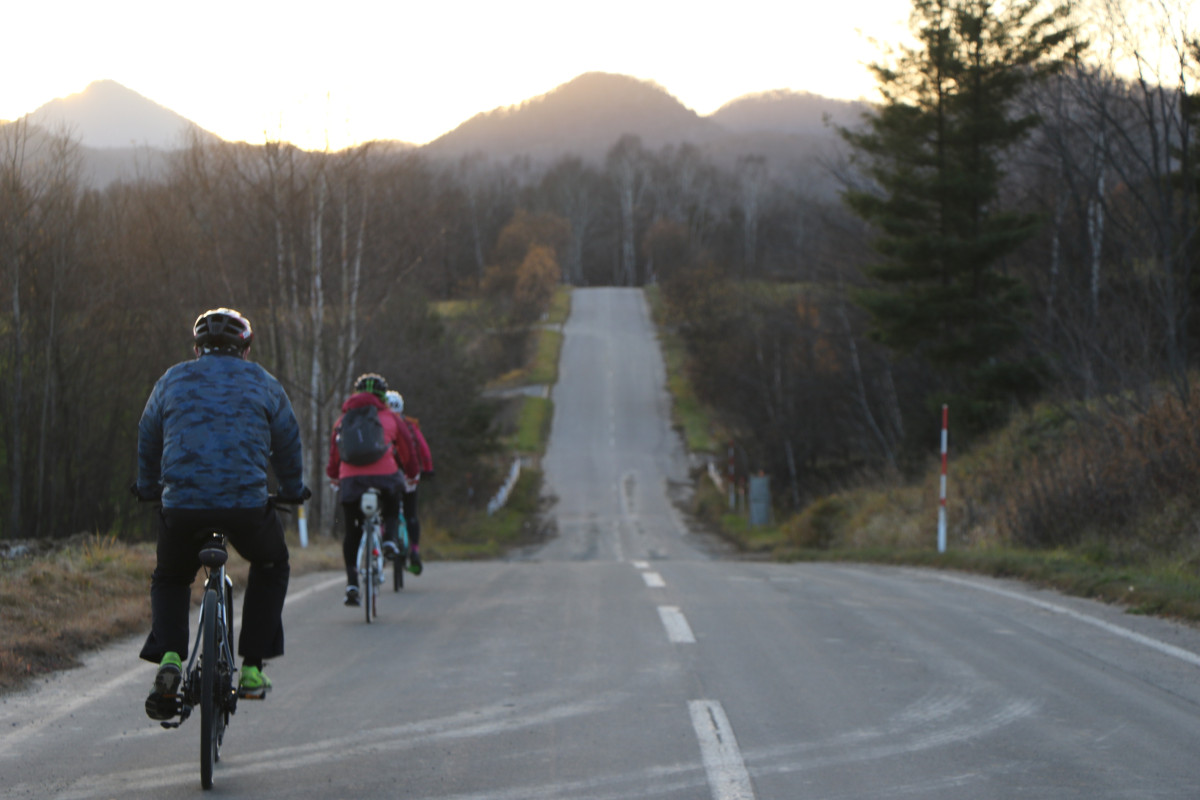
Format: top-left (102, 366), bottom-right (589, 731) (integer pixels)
top-left (938, 404), bottom-right (948, 554)
top-left (727, 442), bottom-right (736, 511)
top-left (298, 505), bottom-right (309, 548)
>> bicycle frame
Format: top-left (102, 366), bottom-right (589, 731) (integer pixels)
top-left (160, 540), bottom-right (236, 730)
top-left (356, 490), bottom-right (385, 622)
top-left (136, 495), bottom-right (305, 790)
top-left (160, 533), bottom-right (237, 789)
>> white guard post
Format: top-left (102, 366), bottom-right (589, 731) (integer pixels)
top-left (298, 505), bottom-right (309, 548)
top-left (937, 404), bottom-right (948, 554)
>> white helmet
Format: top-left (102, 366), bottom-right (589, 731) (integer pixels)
top-left (385, 390), bottom-right (404, 414)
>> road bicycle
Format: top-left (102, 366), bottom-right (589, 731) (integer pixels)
top-left (357, 489), bottom-right (386, 622)
top-left (393, 512), bottom-right (410, 592)
top-left (158, 532), bottom-right (236, 789)
top-left (356, 490), bottom-right (410, 619)
top-left (142, 495), bottom-right (303, 790)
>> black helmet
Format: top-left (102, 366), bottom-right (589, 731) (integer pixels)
top-left (354, 372), bottom-right (388, 398)
top-left (194, 308), bottom-right (253, 351)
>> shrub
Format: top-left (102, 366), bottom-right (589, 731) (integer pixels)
top-left (784, 495), bottom-right (849, 549)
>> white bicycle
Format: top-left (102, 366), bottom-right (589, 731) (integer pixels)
top-left (356, 489), bottom-right (386, 623)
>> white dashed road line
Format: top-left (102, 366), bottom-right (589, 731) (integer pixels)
top-left (642, 571), bottom-right (666, 588)
top-left (657, 606), bottom-right (696, 643)
top-left (689, 699), bottom-right (757, 800)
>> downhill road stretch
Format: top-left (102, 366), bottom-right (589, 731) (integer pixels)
top-left (5, 287), bottom-right (1200, 799)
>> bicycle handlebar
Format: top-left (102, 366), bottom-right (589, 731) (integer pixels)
top-left (272, 486), bottom-right (312, 505)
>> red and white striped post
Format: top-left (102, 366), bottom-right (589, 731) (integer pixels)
top-left (937, 404), bottom-right (948, 553)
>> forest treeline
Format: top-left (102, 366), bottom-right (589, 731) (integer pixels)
top-left (3, 0), bottom-right (1197, 548)
top-left (656, 0), bottom-right (1200, 527)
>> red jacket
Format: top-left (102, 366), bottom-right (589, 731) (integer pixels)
top-left (404, 416), bottom-right (433, 473)
top-left (390, 412), bottom-right (432, 490)
top-left (326, 393), bottom-right (419, 481)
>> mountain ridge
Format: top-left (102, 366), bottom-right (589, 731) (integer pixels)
top-left (423, 72), bottom-right (723, 159)
top-left (22, 79), bottom-right (220, 150)
top-left (6, 76), bottom-right (867, 185)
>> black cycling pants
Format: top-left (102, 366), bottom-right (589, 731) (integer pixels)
top-left (402, 489), bottom-right (421, 547)
top-left (140, 505), bottom-right (289, 666)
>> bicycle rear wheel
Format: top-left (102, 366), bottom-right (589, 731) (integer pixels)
top-left (394, 517), bottom-right (408, 592)
top-left (199, 588), bottom-right (219, 789)
top-left (363, 532), bottom-right (374, 624)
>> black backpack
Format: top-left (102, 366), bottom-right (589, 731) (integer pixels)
top-left (336, 405), bottom-right (390, 466)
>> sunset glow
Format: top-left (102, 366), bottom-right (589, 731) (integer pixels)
top-left (7, 0), bottom-right (911, 150)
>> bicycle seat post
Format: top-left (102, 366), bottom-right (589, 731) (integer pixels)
top-left (360, 490), bottom-right (379, 518)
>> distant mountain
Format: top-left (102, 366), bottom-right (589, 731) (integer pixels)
top-left (423, 72), bottom-right (721, 161)
top-left (0, 118), bottom-right (173, 188)
top-left (7, 75), bottom-right (869, 193)
top-left (21, 80), bottom-right (220, 150)
top-left (709, 89), bottom-right (867, 136)
top-left (420, 74), bottom-right (866, 196)
top-left (701, 90), bottom-right (872, 194)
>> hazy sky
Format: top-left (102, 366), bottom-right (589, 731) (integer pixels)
top-left (7, 0), bottom-right (913, 150)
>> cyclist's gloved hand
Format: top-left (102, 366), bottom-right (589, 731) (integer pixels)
top-left (129, 482), bottom-right (162, 502)
top-left (277, 486), bottom-right (312, 504)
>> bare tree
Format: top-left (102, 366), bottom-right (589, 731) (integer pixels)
top-left (606, 135), bottom-right (651, 286)
top-left (737, 155), bottom-right (768, 275)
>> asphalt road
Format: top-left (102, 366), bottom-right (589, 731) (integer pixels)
top-left (5, 287), bottom-right (1200, 798)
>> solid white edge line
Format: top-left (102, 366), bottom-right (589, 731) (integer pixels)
top-left (933, 572), bottom-right (1200, 668)
top-left (284, 575), bottom-right (345, 606)
top-left (658, 606), bottom-right (696, 643)
top-left (689, 699), bottom-right (757, 800)
top-left (643, 571), bottom-right (666, 588)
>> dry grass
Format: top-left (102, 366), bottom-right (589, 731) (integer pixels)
top-left (776, 386), bottom-right (1200, 563)
top-left (0, 532), bottom-right (343, 695)
top-left (0, 534), bottom-right (152, 692)
top-left (691, 383), bottom-right (1200, 625)
top-left (0, 493), bottom-right (541, 696)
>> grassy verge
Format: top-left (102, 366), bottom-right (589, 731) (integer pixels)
top-left (483, 289), bottom-right (569, 391)
top-left (0, 529), bottom-right (343, 695)
top-left (430, 298), bottom-right (480, 319)
top-left (685, 409), bottom-right (1200, 626)
top-left (501, 395), bottom-right (553, 454)
top-left (421, 467), bottom-right (547, 561)
top-left (526, 328), bottom-right (563, 386)
top-left (544, 286), bottom-right (571, 326)
top-left (644, 286), bottom-right (720, 454)
top-left (688, 463), bottom-right (1200, 625)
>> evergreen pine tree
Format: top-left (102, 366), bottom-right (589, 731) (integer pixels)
top-left (841, 0), bottom-right (1082, 429)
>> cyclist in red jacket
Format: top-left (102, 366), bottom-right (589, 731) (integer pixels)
top-left (386, 390), bottom-right (433, 575)
top-left (327, 373), bottom-right (418, 606)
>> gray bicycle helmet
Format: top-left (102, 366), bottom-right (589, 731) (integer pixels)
top-left (193, 308), bottom-right (253, 352)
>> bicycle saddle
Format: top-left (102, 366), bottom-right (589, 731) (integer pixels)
top-left (198, 534), bottom-right (229, 568)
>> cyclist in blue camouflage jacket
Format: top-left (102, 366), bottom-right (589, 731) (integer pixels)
top-left (136, 308), bottom-right (309, 720)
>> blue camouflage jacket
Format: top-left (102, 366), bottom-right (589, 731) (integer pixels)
top-left (137, 352), bottom-right (305, 509)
